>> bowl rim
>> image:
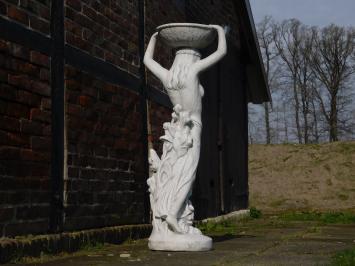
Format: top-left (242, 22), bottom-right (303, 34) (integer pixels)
top-left (156, 23), bottom-right (212, 32)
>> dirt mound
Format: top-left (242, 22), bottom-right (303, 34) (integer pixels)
top-left (249, 141), bottom-right (355, 212)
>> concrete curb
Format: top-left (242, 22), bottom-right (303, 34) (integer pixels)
top-left (0, 224), bottom-right (152, 264)
top-left (201, 209), bottom-right (250, 223)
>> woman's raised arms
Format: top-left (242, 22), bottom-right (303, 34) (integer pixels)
top-left (193, 25), bottom-right (227, 74)
top-left (143, 32), bottom-right (168, 83)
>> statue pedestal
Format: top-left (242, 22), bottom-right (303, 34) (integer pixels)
top-left (149, 229), bottom-right (212, 251)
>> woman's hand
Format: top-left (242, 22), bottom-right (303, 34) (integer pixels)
top-left (151, 32), bottom-right (159, 39)
top-left (192, 24), bottom-right (227, 73)
top-left (209, 24), bottom-right (224, 31)
top-left (144, 31), bottom-right (168, 83)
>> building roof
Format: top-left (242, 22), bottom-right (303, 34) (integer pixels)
top-left (234, 0), bottom-right (271, 104)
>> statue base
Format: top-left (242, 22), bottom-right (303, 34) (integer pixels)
top-left (148, 232), bottom-right (212, 251)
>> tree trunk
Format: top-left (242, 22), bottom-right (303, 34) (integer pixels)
top-left (311, 97), bottom-right (319, 143)
top-left (329, 94), bottom-right (338, 142)
top-left (293, 78), bottom-right (302, 143)
top-left (264, 102), bottom-right (271, 144)
top-left (301, 97), bottom-right (309, 143)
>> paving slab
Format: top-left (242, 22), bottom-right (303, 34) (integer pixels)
top-left (8, 221), bottom-right (355, 266)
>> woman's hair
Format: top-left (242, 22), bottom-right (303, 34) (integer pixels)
top-left (167, 63), bottom-right (190, 91)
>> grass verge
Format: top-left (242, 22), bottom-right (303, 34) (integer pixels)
top-left (279, 211), bottom-right (355, 224)
top-left (332, 248), bottom-right (355, 266)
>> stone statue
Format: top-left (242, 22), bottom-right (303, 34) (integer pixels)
top-left (144, 23), bottom-right (227, 251)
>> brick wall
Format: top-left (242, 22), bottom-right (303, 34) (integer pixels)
top-left (148, 101), bottom-right (171, 156)
top-left (64, 65), bottom-right (146, 231)
top-left (0, 0), bottom-right (51, 36)
top-left (0, 40), bottom-right (51, 237)
top-left (64, 0), bottom-right (140, 76)
top-left (0, 0), bottom-right (244, 237)
top-left (145, 0), bottom-right (185, 91)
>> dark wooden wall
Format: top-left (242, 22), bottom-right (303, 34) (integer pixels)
top-left (193, 42), bottom-right (249, 219)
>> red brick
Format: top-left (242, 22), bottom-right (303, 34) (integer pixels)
top-left (0, 84), bottom-right (16, 104)
top-left (10, 43), bottom-right (30, 60)
top-left (82, 4), bottom-right (96, 21)
top-left (0, 146), bottom-right (21, 159)
top-left (31, 136), bottom-right (51, 151)
top-left (17, 90), bottom-right (42, 106)
top-left (20, 119), bottom-right (44, 135)
top-left (30, 51), bottom-right (49, 67)
top-left (8, 74), bottom-right (30, 90)
top-left (66, 90), bottom-right (79, 103)
top-left (66, 0), bottom-right (81, 11)
top-left (6, 102), bottom-right (30, 118)
top-left (29, 15), bottom-right (50, 35)
top-left (0, 130), bottom-right (30, 147)
top-left (64, 65), bottom-right (76, 78)
top-left (30, 80), bottom-right (50, 96)
top-left (8, 6), bottom-right (29, 25)
top-left (74, 12), bottom-right (92, 29)
top-left (18, 62), bottom-right (40, 77)
top-left (79, 95), bottom-right (93, 107)
top-left (65, 79), bottom-right (81, 91)
top-left (43, 124), bottom-right (51, 136)
top-left (38, 5), bottom-right (50, 20)
top-left (30, 108), bottom-right (51, 123)
top-left (82, 28), bottom-right (95, 42)
top-left (65, 20), bottom-right (82, 37)
top-left (0, 116), bottom-right (21, 132)
top-left (39, 68), bottom-right (50, 81)
top-left (41, 98), bottom-right (51, 110)
top-left (21, 149), bottom-right (50, 162)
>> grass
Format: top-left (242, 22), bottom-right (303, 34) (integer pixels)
top-left (197, 219), bottom-right (239, 235)
top-left (279, 211), bottom-right (355, 224)
top-left (198, 208), bottom-right (262, 235)
top-left (332, 248), bottom-right (355, 266)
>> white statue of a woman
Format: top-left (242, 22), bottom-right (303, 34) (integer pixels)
top-left (144, 24), bottom-right (227, 251)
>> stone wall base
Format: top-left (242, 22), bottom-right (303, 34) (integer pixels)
top-left (0, 224), bottom-right (152, 264)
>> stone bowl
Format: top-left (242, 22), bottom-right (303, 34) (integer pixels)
top-left (157, 23), bottom-right (216, 49)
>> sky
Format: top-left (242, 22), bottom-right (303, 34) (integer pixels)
top-left (249, 0), bottom-right (355, 27)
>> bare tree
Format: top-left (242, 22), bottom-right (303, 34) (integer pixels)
top-left (308, 25), bottom-right (355, 142)
top-left (257, 16), bottom-right (279, 144)
top-left (250, 17), bottom-right (355, 144)
top-left (273, 19), bottom-right (304, 143)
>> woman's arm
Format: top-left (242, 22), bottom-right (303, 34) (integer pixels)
top-left (143, 32), bottom-right (168, 83)
top-left (193, 25), bottom-right (227, 73)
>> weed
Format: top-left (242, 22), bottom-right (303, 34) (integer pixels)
top-left (197, 219), bottom-right (238, 235)
top-left (250, 207), bottom-right (262, 219)
top-left (80, 241), bottom-right (104, 251)
top-left (332, 248), bottom-right (355, 266)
